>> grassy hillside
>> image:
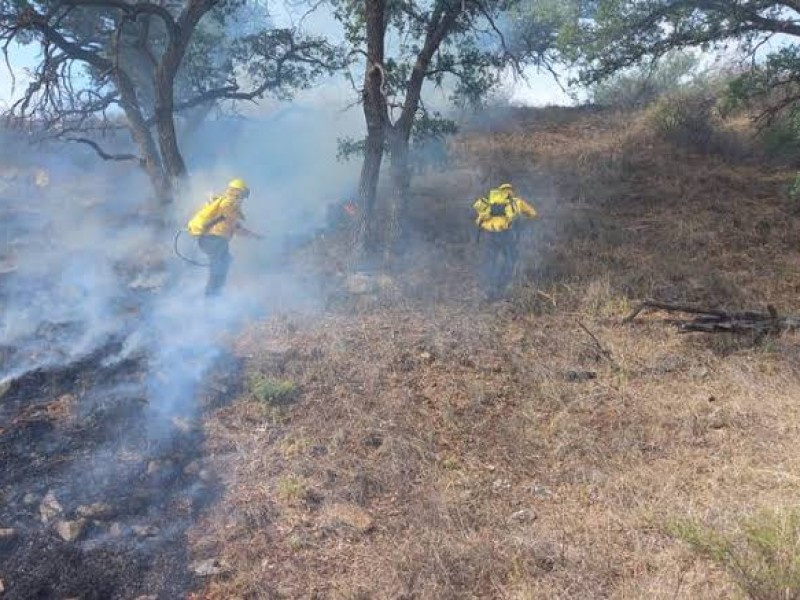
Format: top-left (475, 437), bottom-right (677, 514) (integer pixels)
top-left (189, 104), bottom-right (800, 599)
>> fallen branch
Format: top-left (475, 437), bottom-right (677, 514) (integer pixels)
top-left (623, 299), bottom-right (800, 335)
top-left (577, 320), bottom-right (613, 361)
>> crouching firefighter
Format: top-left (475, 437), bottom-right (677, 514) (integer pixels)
top-left (186, 178), bottom-right (263, 297)
top-left (472, 183), bottom-right (537, 299)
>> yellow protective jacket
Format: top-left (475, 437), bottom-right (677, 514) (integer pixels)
top-left (473, 188), bottom-right (537, 232)
top-left (187, 194), bottom-right (246, 239)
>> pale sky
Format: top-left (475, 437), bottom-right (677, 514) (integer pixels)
top-left (0, 16), bottom-right (575, 110)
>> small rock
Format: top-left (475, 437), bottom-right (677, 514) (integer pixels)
top-left (131, 525), bottom-right (159, 538)
top-left (76, 503), bottom-right (112, 520)
top-left (22, 493), bottom-right (38, 506)
top-left (171, 417), bottom-right (196, 433)
top-left (190, 558), bottom-right (229, 577)
top-left (690, 366), bottom-right (709, 380)
top-left (39, 490), bottom-right (63, 523)
top-left (128, 271), bottom-right (168, 291)
top-left (344, 273), bottom-right (379, 295)
top-left (419, 351), bottom-right (434, 363)
top-left (183, 461), bottom-right (201, 476)
top-left (197, 469), bottom-right (212, 482)
top-left (509, 509), bottom-right (537, 523)
top-left (0, 577), bottom-right (4, 593)
top-left (492, 478), bottom-right (511, 492)
top-left (0, 528), bottom-right (16, 539)
top-left (146, 460), bottom-right (168, 475)
top-left (108, 523), bottom-right (125, 538)
top-left (565, 370), bottom-right (597, 383)
top-left (525, 483), bottom-right (553, 498)
top-left (532, 541), bottom-right (560, 571)
top-left (55, 519), bottom-right (87, 542)
top-left (321, 503), bottom-right (376, 533)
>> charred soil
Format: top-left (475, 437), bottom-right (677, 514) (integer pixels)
top-left (0, 339), bottom-right (242, 599)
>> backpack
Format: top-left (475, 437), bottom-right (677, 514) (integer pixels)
top-left (487, 189), bottom-right (515, 219)
top-left (187, 196), bottom-right (225, 236)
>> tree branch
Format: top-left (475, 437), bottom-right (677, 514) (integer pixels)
top-left (67, 137), bottom-right (142, 163)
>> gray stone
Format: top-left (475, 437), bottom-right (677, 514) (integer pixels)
top-left (55, 519), bottom-right (87, 542)
top-left (39, 490), bottom-right (63, 523)
top-left (190, 558), bottom-right (229, 577)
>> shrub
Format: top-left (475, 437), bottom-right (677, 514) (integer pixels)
top-left (248, 373), bottom-right (297, 405)
top-left (647, 91), bottom-right (718, 152)
top-left (591, 51), bottom-right (702, 110)
top-left (668, 508), bottom-right (800, 599)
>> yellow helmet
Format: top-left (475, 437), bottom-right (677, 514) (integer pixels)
top-left (227, 178), bottom-right (250, 197)
top-left (498, 183), bottom-right (513, 191)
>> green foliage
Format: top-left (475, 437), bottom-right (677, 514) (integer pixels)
top-left (275, 475), bottom-right (308, 504)
top-left (578, 1), bottom-right (800, 118)
top-left (648, 90), bottom-right (716, 152)
top-left (248, 374), bottom-right (297, 405)
top-left (667, 509), bottom-right (800, 600)
top-left (336, 136), bottom-right (369, 162)
top-left (790, 173), bottom-right (800, 202)
top-left (1, 0), bottom-right (338, 146)
top-left (507, 0), bottom-right (589, 64)
top-left (591, 51), bottom-right (701, 109)
top-left (412, 112), bottom-right (458, 142)
top-left (760, 118), bottom-right (800, 162)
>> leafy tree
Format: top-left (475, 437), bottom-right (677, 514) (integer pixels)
top-left (334, 0), bottom-right (559, 256)
top-left (591, 50), bottom-right (702, 109)
top-left (578, 1), bottom-right (800, 119)
top-left (0, 0), bottom-right (336, 208)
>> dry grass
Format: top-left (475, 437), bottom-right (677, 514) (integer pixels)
top-left (189, 106), bottom-right (800, 599)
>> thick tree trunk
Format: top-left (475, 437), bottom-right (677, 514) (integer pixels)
top-left (382, 4), bottom-right (460, 258)
top-left (155, 59), bottom-right (187, 184)
top-left (356, 0), bottom-right (388, 258)
top-left (115, 72), bottom-right (172, 207)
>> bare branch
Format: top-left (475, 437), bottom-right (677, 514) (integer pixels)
top-left (67, 136), bottom-right (142, 163)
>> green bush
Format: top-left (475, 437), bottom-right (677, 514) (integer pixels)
top-left (248, 374), bottom-right (297, 405)
top-left (760, 118), bottom-right (800, 162)
top-left (648, 91), bottom-right (717, 152)
top-left (668, 508), bottom-right (800, 599)
top-left (591, 51), bottom-right (702, 110)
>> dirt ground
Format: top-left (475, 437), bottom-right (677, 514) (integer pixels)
top-left (189, 107), bottom-right (800, 599)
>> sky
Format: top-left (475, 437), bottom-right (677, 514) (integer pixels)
top-left (0, 33), bottom-right (575, 111)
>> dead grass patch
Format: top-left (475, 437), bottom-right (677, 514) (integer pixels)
top-left (190, 105), bottom-right (800, 599)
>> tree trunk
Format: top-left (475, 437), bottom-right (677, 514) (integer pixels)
top-left (387, 126), bottom-right (411, 257)
top-left (115, 72), bottom-right (172, 207)
top-left (356, 0), bottom-right (388, 258)
top-left (383, 4), bottom-right (460, 258)
top-left (154, 58), bottom-right (187, 184)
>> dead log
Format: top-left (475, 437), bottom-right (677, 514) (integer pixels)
top-left (623, 299), bottom-right (800, 335)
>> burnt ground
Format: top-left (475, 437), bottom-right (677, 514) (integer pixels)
top-left (0, 337), bottom-right (242, 599)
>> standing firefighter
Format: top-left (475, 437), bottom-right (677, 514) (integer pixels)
top-left (473, 183), bottom-right (537, 299)
top-left (187, 178), bottom-right (262, 297)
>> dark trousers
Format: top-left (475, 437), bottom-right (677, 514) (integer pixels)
top-left (198, 235), bottom-right (231, 297)
top-left (481, 229), bottom-right (519, 298)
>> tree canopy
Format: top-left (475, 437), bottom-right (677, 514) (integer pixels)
top-left (575, 2), bottom-right (800, 117)
top-left (0, 0), bottom-right (337, 205)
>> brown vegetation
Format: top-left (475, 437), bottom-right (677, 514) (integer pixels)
top-left (190, 103), bottom-right (800, 598)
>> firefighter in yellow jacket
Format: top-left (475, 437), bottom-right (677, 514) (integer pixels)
top-left (187, 178), bottom-right (262, 296)
top-left (472, 183), bottom-right (537, 298)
